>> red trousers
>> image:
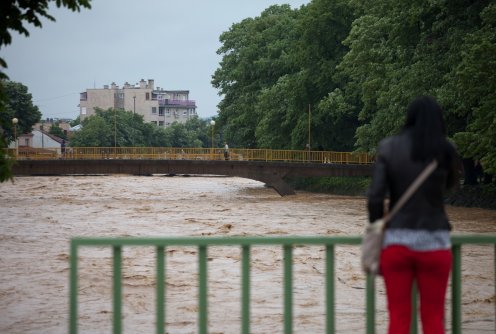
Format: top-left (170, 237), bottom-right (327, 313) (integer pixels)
top-left (380, 246), bottom-right (452, 334)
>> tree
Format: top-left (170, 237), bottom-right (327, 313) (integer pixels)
top-left (212, 5), bottom-right (301, 148)
top-left (69, 113), bottom-right (112, 147)
top-left (70, 116), bottom-right (81, 127)
top-left (213, 1), bottom-right (357, 150)
top-left (70, 108), bottom-right (213, 148)
top-left (49, 122), bottom-right (67, 140)
top-left (278, 0), bottom-right (356, 150)
top-left (338, 0), bottom-right (494, 169)
top-left (70, 108), bottom-right (150, 147)
top-left (451, 3), bottom-right (496, 175)
top-left (0, 80), bottom-right (41, 141)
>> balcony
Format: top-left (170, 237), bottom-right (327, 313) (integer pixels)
top-left (158, 99), bottom-right (196, 107)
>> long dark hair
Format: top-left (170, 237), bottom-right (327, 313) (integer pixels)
top-left (403, 96), bottom-right (448, 163)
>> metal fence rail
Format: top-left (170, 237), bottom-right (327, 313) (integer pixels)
top-left (8, 147), bottom-right (373, 164)
top-left (69, 235), bottom-right (496, 334)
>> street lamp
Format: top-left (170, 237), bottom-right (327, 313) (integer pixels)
top-left (114, 109), bottom-right (117, 156)
top-left (40, 123), bottom-right (44, 149)
top-left (12, 118), bottom-right (18, 158)
top-left (210, 120), bottom-right (215, 160)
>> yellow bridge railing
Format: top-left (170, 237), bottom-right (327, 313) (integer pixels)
top-left (8, 147), bottom-right (374, 164)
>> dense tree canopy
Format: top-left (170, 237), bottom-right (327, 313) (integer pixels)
top-left (70, 108), bottom-right (215, 148)
top-left (0, 80), bottom-right (41, 142)
top-left (213, 0), bottom-right (496, 177)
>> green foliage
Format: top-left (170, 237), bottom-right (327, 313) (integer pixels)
top-left (70, 116), bottom-right (81, 127)
top-left (287, 176), bottom-right (371, 196)
top-left (451, 3), bottom-right (496, 175)
top-left (49, 123), bottom-right (67, 140)
top-left (0, 135), bottom-right (14, 182)
top-left (212, 0), bottom-right (495, 178)
top-left (212, 5), bottom-right (301, 148)
top-left (213, 0), bottom-right (358, 151)
top-left (70, 108), bottom-right (213, 148)
top-left (0, 80), bottom-right (41, 141)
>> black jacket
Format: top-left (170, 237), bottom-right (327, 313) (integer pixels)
top-left (367, 132), bottom-right (459, 231)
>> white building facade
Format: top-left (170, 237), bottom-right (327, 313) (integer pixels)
top-left (79, 79), bottom-right (197, 127)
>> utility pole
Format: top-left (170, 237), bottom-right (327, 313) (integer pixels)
top-left (308, 104), bottom-right (311, 150)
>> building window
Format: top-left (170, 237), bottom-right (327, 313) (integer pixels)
top-left (146, 92), bottom-right (150, 100)
top-left (152, 107), bottom-right (157, 114)
top-left (159, 107), bottom-right (165, 116)
top-left (159, 121), bottom-right (164, 126)
top-left (166, 109), bottom-right (170, 115)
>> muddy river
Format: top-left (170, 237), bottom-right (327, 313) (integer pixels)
top-left (1, 175), bottom-right (495, 333)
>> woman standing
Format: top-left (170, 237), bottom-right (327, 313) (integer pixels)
top-left (367, 96), bottom-right (460, 334)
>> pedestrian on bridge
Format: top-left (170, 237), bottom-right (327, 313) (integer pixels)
top-left (367, 96), bottom-right (460, 334)
top-left (224, 143), bottom-right (229, 160)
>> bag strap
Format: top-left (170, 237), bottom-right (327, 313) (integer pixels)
top-left (385, 160), bottom-right (438, 223)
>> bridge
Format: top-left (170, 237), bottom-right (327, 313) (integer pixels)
top-left (10, 147), bottom-right (373, 196)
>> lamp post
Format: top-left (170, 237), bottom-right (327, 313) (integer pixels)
top-left (12, 118), bottom-right (18, 158)
top-left (308, 104), bottom-right (311, 150)
top-left (210, 120), bottom-right (215, 160)
top-left (308, 104), bottom-right (311, 162)
top-left (114, 109), bottom-right (117, 156)
top-left (40, 123), bottom-right (44, 149)
top-left (133, 95), bottom-right (136, 114)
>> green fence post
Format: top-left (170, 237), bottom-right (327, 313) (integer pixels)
top-left (366, 274), bottom-right (375, 334)
top-left (452, 245), bottom-right (462, 334)
top-left (326, 245), bottom-right (335, 334)
top-left (411, 281), bottom-right (418, 334)
top-left (156, 246), bottom-right (165, 334)
top-left (242, 245), bottom-right (250, 334)
top-left (284, 245), bottom-right (293, 334)
top-left (113, 246), bottom-right (122, 334)
top-left (199, 245), bottom-right (208, 334)
top-left (70, 241), bottom-right (78, 334)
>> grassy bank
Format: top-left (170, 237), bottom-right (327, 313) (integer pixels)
top-left (286, 176), bottom-right (371, 197)
top-left (287, 176), bottom-right (496, 210)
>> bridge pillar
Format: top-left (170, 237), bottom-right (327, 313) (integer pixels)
top-left (257, 174), bottom-right (295, 196)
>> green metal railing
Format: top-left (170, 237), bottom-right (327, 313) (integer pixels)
top-left (69, 235), bottom-right (496, 334)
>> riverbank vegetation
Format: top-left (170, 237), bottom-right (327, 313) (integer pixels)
top-left (213, 0), bottom-right (495, 181)
top-left (287, 176), bottom-right (496, 210)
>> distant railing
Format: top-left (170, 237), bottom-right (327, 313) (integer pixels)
top-left (69, 234), bottom-right (496, 334)
top-left (6, 147), bottom-right (374, 164)
top-left (158, 99), bottom-right (196, 106)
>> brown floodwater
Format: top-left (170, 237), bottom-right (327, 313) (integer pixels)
top-left (0, 175), bottom-right (495, 333)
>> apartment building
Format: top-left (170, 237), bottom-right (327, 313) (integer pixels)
top-left (79, 79), bottom-right (197, 127)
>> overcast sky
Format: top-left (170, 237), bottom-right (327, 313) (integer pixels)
top-left (2, 0), bottom-right (310, 121)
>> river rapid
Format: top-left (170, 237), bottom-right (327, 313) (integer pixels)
top-left (1, 175), bottom-right (495, 333)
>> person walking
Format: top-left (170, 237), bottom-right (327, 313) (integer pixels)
top-left (224, 143), bottom-right (229, 160)
top-left (367, 96), bottom-right (460, 334)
